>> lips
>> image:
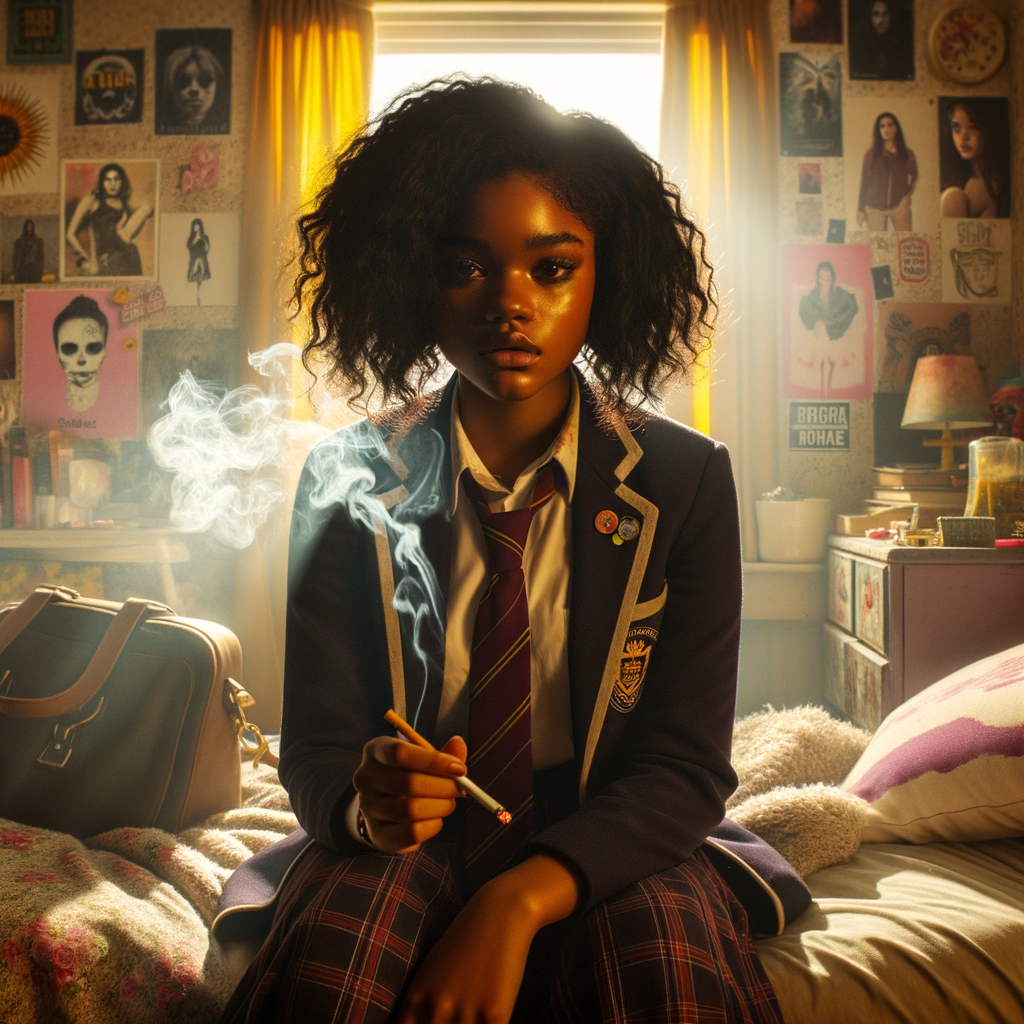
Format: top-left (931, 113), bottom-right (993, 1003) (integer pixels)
top-left (481, 331), bottom-right (541, 368)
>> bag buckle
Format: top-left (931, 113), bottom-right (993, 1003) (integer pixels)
top-left (37, 695), bottom-right (106, 768)
top-left (225, 679), bottom-right (279, 769)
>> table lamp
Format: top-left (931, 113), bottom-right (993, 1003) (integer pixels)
top-left (901, 355), bottom-right (993, 470)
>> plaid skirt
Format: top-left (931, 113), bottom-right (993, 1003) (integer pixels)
top-left (219, 840), bottom-right (782, 1024)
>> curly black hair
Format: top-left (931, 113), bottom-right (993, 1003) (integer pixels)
top-left (293, 76), bottom-right (716, 409)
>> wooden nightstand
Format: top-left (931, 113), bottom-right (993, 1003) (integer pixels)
top-left (825, 535), bottom-right (1024, 730)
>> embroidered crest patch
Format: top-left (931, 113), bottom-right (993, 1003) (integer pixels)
top-left (611, 626), bottom-right (658, 713)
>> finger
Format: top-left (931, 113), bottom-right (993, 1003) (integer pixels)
top-left (440, 735), bottom-right (468, 767)
top-left (364, 796), bottom-right (457, 824)
top-left (388, 739), bottom-right (467, 778)
top-left (360, 766), bottom-right (461, 800)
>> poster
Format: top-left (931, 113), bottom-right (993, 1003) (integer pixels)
top-left (848, 0), bottom-right (914, 81)
top-left (798, 163), bottom-right (821, 193)
top-left (938, 97), bottom-right (1010, 219)
top-left (158, 212), bottom-right (240, 306)
top-left (790, 0), bottom-right (842, 43)
top-left (0, 75), bottom-right (58, 194)
top-left (941, 218), bottom-right (1011, 305)
top-left (140, 328), bottom-right (239, 427)
top-left (0, 301), bottom-right (14, 379)
top-left (61, 159), bottom-right (159, 280)
top-left (0, 214), bottom-right (58, 282)
top-left (154, 28), bottom-right (232, 136)
top-left (7, 0), bottom-right (72, 65)
top-left (875, 301), bottom-right (971, 395)
top-left (74, 49), bottom-right (144, 125)
top-left (843, 96), bottom-right (938, 237)
top-left (782, 243), bottom-right (873, 400)
top-left (780, 54), bottom-right (842, 158)
top-left (21, 289), bottom-right (138, 438)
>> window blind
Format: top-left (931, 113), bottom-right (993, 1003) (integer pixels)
top-left (374, 2), bottom-right (665, 54)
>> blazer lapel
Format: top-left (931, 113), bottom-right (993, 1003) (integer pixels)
top-left (570, 378), bottom-right (659, 803)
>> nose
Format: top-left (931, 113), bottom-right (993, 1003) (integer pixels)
top-left (485, 270), bottom-right (535, 324)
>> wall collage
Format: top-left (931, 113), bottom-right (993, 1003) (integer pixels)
top-left (772, 0), bottom-right (1015, 518)
top-left (0, 0), bottom-right (252, 611)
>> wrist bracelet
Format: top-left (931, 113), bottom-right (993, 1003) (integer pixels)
top-left (355, 807), bottom-right (376, 849)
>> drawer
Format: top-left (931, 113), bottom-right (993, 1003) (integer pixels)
top-left (844, 640), bottom-right (887, 733)
top-left (854, 559), bottom-right (887, 655)
top-left (823, 622), bottom-right (856, 712)
top-left (828, 550), bottom-right (853, 630)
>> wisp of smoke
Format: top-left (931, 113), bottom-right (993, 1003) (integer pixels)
top-left (147, 348), bottom-right (447, 728)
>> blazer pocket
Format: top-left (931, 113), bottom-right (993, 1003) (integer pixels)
top-left (611, 581), bottom-right (667, 714)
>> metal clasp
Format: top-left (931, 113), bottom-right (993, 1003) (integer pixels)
top-left (225, 679), bottom-right (278, 769)
top-left (37, 695), bottom-right (106, 768)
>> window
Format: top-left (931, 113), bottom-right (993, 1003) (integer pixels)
top-left (371, 2), bottom-right (665, 157)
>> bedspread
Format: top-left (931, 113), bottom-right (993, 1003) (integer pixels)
top-left (0, 761), bottom-right (298, 1024)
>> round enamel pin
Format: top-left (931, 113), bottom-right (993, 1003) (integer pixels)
top-left (615, 517), bottom-right (640, 544)
top-left (595, 509), bottom-right (619, 534)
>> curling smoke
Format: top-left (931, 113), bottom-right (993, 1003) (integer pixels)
top-left (147, 344), bottom-right (447, 728)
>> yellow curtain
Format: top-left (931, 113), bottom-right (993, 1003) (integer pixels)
top-left (660, 0), bottom-right (777, 560)
top-left (234, 0), bottom-right (373, 730)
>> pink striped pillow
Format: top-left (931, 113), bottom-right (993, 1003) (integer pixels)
top-left (842, 644), bottom-right (1024, 843)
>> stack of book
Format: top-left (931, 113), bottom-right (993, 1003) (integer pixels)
top-left (0, 430), bottom-right (76, 529)
top-left (865, 465), bottom-right (968, 529)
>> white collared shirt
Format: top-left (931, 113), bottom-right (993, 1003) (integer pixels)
top-left (434, 376), bottom-right (579, 769)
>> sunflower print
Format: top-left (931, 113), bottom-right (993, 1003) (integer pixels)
top-left (0, 82), bottom-right (50, 188)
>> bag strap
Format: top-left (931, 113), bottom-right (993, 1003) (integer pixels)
top-left (0, 589), bottom-right (170, 719)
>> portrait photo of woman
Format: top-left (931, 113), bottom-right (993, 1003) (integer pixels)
top-left (155, 28), bottom-right (232, 135)
top-left (939, 97), bottom-right (1010, 219)
top-left (187, 218), bottom-right (211, 305)
top-left (61, 159), bottom-right (159, 280)
top-left (857, 112), bottom-right (918, 231)
top-left (848, 0), bottom-right (914, 81)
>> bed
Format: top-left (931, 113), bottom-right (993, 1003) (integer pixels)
top-left (3, 644), bottom-right (1023, 1023)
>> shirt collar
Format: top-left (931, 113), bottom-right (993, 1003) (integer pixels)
top-left (450, 372), bottom-right (579, 513)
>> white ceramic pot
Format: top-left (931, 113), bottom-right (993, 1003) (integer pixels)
top-left (755, 498), bottom-right (833, 563)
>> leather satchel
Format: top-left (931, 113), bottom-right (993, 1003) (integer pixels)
top-left (0, 585), bottom-right (275, 839)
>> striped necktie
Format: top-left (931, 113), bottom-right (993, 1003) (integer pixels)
top-left (462, 465), bottom-right (558, 889)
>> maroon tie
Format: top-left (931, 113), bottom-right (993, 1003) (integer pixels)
top-left (462, 465), bottom-right (557, 889)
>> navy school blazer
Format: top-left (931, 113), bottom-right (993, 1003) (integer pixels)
top-left (215, 371), bottom-right (810, 940)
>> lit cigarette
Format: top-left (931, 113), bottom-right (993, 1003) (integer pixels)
top-left (384, 709), bottom-right (511, 825)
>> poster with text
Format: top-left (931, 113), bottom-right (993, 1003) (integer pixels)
top-left (0, 74), bottom-right (58, 194)
top-left (158, 212), bottom-right (240, 306)
top-left (21, 288), bottom-right (138, 438)
top-left (74, 49), bottom-right (143, 125)
top-left (780, 53), bottom-right (842, 158)
top-left (783, 244), bottom-right (873, 400)
top-left (155, 28), bottom-right (232, 136)
top-left (61, 159), bottom-right (159, 280)
top-left (843, 95), bottom-right (938, 237)
top-left (941, 218), bottom-right (1011, 305)
top-left (1, 213), bottom-right (58, 282)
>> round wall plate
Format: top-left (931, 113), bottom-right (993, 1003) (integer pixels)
top-left (928, 4), bottom-right (1006, 84)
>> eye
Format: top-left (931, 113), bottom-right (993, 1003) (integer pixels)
top-left (444, 257), bottom-right (483, 282)
top-left (533, 257), bottom-right (579, 283)
top-left (60, 343), bottom-right (79, 356)
top-left (85, 342), bottom-right (105, 355)
top-left (197, 75), bottom-right (215, 89)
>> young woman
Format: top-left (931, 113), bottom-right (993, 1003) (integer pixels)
top-left (65, 163), bottom-right (151, 277)
top-left (186, 217), bottom-right (211, 306)
top-left (856, 112), bottom-right (917, 231)
top-left (162, 44), bottom-right (227, 131)
top-left (216, 77), bottom-right (808, 1024)
top-left (939, 100), bottom-right (1010, 219)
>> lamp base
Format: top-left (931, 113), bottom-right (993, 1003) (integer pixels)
top-left (921, 425), bottom-right (962, 471)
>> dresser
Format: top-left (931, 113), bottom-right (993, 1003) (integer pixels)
top-left (825, 535), bottom-right (1024, 731)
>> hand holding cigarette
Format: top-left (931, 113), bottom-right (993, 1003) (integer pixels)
top-left (385, 710), bottom-right (512, 825)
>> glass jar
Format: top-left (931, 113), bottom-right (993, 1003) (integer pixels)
top-left (964, 436), bottom-right (1024, 538)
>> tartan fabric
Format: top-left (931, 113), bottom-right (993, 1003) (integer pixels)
top-left (218, 840), bottom-right (782, 1024)
top-left (462, 466), bottom-right (557, 888)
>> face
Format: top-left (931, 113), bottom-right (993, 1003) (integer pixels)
top-left (24, 221), bottom-right (33, 235)
top-left (102, 169), bottom-right (122, 197)
top-left (950, 106), bottom-right (983, 161)
top-left (878, 116), bottom-right (897, 141)
top-left (871, 2), bottom-right (891, 33)
top-left (56, 317), bottom-right (107, 388)
top-left (433, 174), bottom-right (596, 405)
top-left (817, 267), bottom-right (834, 286)
top-left (173, 58), bottom-right (216, 123)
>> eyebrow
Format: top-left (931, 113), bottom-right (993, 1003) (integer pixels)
top-left (437, 231), bottom-right (585, 251)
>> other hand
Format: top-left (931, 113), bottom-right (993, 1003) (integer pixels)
top-left (353, 734), bottom-right (466, 853)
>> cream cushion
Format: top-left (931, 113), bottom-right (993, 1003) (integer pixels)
top-left (756, 839), bottom-right (1024, 1024)
top-left (841, 643), bottom-right (1024, 843)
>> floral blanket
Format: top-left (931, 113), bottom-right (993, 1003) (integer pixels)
top-left (0, 759), bottom-right (298, 1024)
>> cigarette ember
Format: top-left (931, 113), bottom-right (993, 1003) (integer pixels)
top-left (496, 809), bottom-right (512, 825)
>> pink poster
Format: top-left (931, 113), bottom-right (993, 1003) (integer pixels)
top-left (21, 289), bottom-right (138, 438)
top-left (782, 243), bottom-right (873, 400)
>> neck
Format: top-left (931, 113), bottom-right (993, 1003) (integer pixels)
top-left (457, 371), bottom-right (571, 486)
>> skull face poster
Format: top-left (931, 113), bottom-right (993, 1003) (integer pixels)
top-left (21, 288), bottom-right (138, 437)
top-left (74, 49), bottom-right (143, 125)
